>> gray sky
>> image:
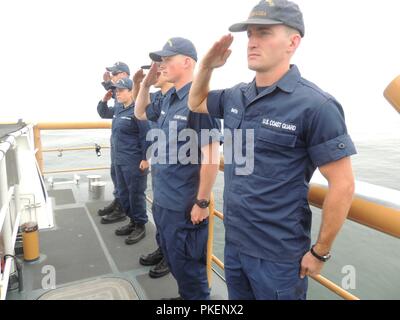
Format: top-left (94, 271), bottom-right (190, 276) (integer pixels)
top-left (1, 0), bottom-right (400, 142)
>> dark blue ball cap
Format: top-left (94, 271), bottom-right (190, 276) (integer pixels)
top-left (149, 37), bottom-right (198, 62)
top-left (106, 62), bottom-right (131, 76)
top-left (229, 0), bottom-right (305, 37)
top-left (110, 78), bottom-right (133, 90)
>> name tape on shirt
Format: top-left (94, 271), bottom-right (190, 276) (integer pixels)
top-left (173, 115), bottom-right (188, 121)
top-left (262, 119), bottom-right (297, 132)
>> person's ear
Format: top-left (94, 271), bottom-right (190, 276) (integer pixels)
top-left (288, 34), bottom-right (301, 54)
top-left (185, 57), bottom-right (195, 70)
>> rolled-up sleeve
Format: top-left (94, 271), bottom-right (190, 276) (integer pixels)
top-left (306, 99), bottom-right (357, 167)
top-left (145, 102), bottom-right (162, 122)
top-left (207, 90), bottom-right (227, 119)
top-left (137, 118), bottom-right (151, 161)
top-left (189, 112), bottom-right (222, 148)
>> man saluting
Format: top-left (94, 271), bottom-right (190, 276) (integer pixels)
top-left (189, 0), bottom-right (357, 300)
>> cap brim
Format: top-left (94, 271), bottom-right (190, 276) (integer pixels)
top-left (106, 66), bottom-right (118, 72)
top-left (149, 49), bottom-right (177, 62)
top-left (229, 18), bottom-right (283, 32)
top-left (110, 84), bottom-right (130, 90)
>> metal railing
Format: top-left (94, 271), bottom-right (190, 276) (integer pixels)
top-left (384, 75), bottom-right (400, 113)
top-left (32, 122), bottom-right (400, 301)
top-left (0, 129), bottom-right (25, 300)
top-left (34, 122), bottom-right (112, 175)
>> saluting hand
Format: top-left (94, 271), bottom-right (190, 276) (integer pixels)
top-left (102, 90), bottom-right (113, 102)
top-left (201, 34), bottom-right (234, 69)
top-left (191, 205), bottom-right (209, 225)
top-left (142, 63), bottom-right (159, 88)
top-left (133, 69), bottom-right (146, 85)
top-left (103, 71), bottom-right (111, 82)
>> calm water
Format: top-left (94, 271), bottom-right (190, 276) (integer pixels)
top-left (42, 130), bottom-right (400, 300)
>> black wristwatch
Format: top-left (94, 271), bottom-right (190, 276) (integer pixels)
top-left (310, 245), bottom-right (331, 262)
top-left (195, 199), bottom-right (210, 209)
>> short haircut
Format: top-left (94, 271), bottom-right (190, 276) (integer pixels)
top-left (284, 25), bottom-right (301, 37)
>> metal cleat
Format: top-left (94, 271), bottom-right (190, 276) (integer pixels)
top-left (74, 174), bottom-right (81, 185)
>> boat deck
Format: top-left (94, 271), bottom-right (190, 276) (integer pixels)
top-left (6, 175), bottom-right (228, 300)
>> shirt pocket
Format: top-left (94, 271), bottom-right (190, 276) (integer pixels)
top-left (171, 109), bottom-right (190, 131)
top-left (175, 118), bottom-right (189, 132)
top-left (224, 109), bottom-right (243, 129)
top-left (257, 127), bottom-right (297, 148)
top-left (183, 222), bottom-right (208, 262)
top-left (223, 110), bottom-right (243, 167)
top-left (254, 127), bottom-right (298, 180)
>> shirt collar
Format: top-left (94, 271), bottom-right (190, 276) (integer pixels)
top-left (124, 101), bottom-right (135, 109)
top-left (276, 65), bottom-right (301, 93)
top-left (171, 82), bottom-right (192, 100)
top-left (241, 65), bottom-right (301, 102)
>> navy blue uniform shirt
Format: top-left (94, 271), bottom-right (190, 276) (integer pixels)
top-left (146, 82), bottom-right (221, 212)
top-left (148, 90), bottom-right (168, 179)
top-left (207, 65), bottom-right (357, 262)
top-left (97, 100), bottom-right (151, 171)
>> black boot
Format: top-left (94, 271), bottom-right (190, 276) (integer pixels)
top-left (100, 202), bottom-right (126, 224)
top-left (97, 198), bottom-right (118, 216)
top-left (115, 221), bottom-right (136, 236)
top-left (139, 247), bottom-right (163, 266)
top-left (125, 224), bottom-right (146, 245)
top-left (149, 257), bottom-right (170, 279)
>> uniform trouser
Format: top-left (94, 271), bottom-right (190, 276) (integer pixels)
top-left (115, 164), bottom-right (148, 225)
top-left (110, 162), bottom-right (118, 198)
top-left (152, 204), bottom-right (210, 300)
top-left (151, 204), bottom-right (161, 248)
top-left (150, 166), bottom-right (160, 248)
top-left (224, 240), bottom-right (308, 300)
top-left (110, 143), bottom-right (118, 199)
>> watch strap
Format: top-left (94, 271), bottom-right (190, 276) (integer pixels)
top-left (310, 245), bottom-right (331, 262)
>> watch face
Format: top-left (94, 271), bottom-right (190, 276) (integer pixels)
top-left (197, 200), bottom-right (209, 208)
top-left (324, 253), bottom-right (332, 261)
top-left (311, 246), bottom-right (331, 262)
